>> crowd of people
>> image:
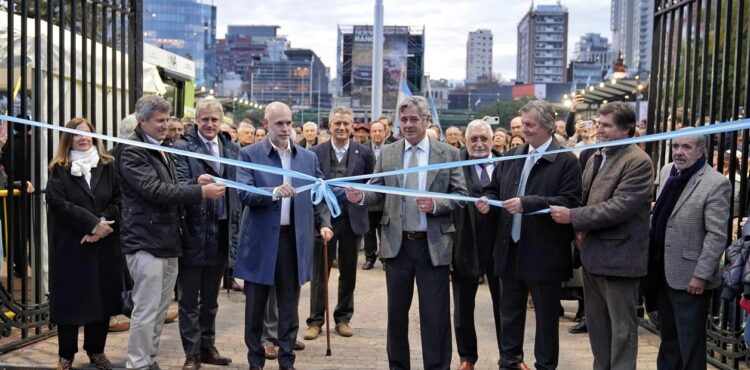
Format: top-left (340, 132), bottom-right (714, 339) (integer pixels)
top-left (43, 92), bottom-right (734, 370)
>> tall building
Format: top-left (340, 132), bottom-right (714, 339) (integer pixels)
top-left (568, 33), bottom-right (612, 85)
top-left (336, 25), bottom-right (425, 111)
top-left (466, 29), bottom-right (493, 83)
top-left (143, 0), bottom-right (217, 87)
top-left (611, 0), bottom-right (653, 78)
top-left (215, 25), bottom-right (330, 107)
top-left (517, 3), bottom-right (569, 83)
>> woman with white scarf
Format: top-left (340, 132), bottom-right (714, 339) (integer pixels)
top-left (46, 117), bottom-right (122, 370)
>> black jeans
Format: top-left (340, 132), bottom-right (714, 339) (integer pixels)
top-left (57, 319), bottom-right (109, 359)
top-left (363, 210), bottom-right (382, 262)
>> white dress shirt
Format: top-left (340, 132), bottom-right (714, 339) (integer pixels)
top-left (403, 136), bottom-right (431, 231)
top-left (331, 140), bottom-right (350, 163)
top-left (270, 140), bottom-right (293, 226)
top-left (528, 136), bottom-right (553, 163)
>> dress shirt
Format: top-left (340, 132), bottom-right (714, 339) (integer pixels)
top-left (528, 136), bottom-right (553, 163)
top-left (473, 154), bottom-right (495, 181)
top-left (197, 132), bottom-right (220, 157)
top-left (144, 134), bottom-right (167, 161)
top-left (270, 140), bottom-right (293, 226)
top-left (332, 140), bottom-right (350, 163)
top-left (372, 142), bottom-right (383, 158)
top-left (403, 135), bottom-right (431, 231)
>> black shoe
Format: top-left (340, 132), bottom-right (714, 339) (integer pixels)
top-left (559, 304), bottom-right (565, 317)
top-left (362, 260), bottom-right (375, 270)
top-left (568, 318), bottom-right (587, 334)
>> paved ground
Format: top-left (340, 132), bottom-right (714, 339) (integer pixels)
top-left (0, 255), bottom-right (661, 369)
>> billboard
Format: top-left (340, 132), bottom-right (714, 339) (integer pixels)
top-left (350, 26), bottom-right (408, 109)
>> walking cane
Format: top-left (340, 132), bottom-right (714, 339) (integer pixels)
top-left (322, 238), bottom-right (332, 356)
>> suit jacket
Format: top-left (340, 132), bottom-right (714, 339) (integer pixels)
top-left (363, 138), bottom-right (467, 266)
top-left (656, 162), bottom-right (730, 290)
top-left (310, 140), bottom-right (375, 235)
top-left (173, 127), bottom-right (241, 266)
top-left (451, 149), bottom-right (499, 278)
top-left (485, 140), bottom-right (582, 281)
top-left (234, 139), bottom-right (332, 286)
top-left (571, 144), bottom-right (654, 278)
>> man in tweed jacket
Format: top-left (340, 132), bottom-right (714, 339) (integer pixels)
top-left (550, 102), bottom-right (653, 370)
top-left (647, 133), bottom-right (730, 370)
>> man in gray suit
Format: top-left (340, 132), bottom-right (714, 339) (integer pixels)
top-left (550, 102), bottom-right (653, 370)
top-left (346, 96), bottom-right (467, 370)
top-left (647, 132), bottom-right (730, 370)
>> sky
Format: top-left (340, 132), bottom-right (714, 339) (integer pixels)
top-left (212, 0), bottom-right (612, 82)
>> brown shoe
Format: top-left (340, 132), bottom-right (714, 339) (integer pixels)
top-left (108, 321), bottom-right (130, 332)
top-left (182, 354), bottom-right (201, 370)
top-left (518, 362), bottom-right (532, 370)
top-left (457, 361), bottom-right (474, 370)
top-left (165, 309), bottom-right (178, 324)
top-left (56, 357), bottom-right (72, 370)
top-left (263, 345), bottom-right (278, 360)
top-left (335, 322), bottom-right (353, 337)
top-left (200, 346), bottom-right (232, 365)
top-left (87, 353), bottom-right (113, 370)
top-left (303, 325), bottom-right (321, 340)
top-left (293, 340), bottom-right (305, 351)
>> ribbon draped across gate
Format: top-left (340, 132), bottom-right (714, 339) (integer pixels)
top-left (5, 113), bottom-right (750, 217)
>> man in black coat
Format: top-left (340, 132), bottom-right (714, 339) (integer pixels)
top-left (119, 95), bottom-right (226, 370)
top-left (451, 119), bottom-right (501, 370)
top-left (304, 106), bottom-right (375, 339)
top-left (173, 99), bottom-right (239, 369)
top-left (477, 100), bottom-right (582, 370)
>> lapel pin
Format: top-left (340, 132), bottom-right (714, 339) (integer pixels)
top-left (355, 150), bottom-right (359, 154)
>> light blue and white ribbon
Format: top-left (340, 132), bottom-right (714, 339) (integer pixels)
top-left (4, 114), bottom-right (750, 218)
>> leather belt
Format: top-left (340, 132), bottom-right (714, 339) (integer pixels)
top-left (280, 225), bottom-right (292, 233)
top-left (403, 231), bottom-right (427, 240)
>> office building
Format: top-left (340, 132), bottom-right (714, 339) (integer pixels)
top-left (517, 3), bottom-right (569, 83)
top-left (466, 29), bottom-right (493, 83)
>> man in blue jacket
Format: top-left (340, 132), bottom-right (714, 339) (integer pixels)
top-left (235, 101), bottom-right (333, 370)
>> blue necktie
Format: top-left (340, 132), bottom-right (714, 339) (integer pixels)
top-left (511, 149), bottom-right (537, 242)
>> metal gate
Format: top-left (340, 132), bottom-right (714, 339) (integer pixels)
top-left (0, 0), bottom-right (141, 352)
top-left (649, 0), bottom-right (750, 368)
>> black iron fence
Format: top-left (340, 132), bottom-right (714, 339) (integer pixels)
top-left (649, 0), bottom-right (750, 368)
top-left (0, 0), bottom-right (141, 352)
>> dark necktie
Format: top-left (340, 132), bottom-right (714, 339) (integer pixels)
top-left (480, 164), bottom-right (491, 187)
top-left (205, 141), bottom-right (226, 220)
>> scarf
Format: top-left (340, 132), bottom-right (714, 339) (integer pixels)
top-left (70, 146), bottom-right (100, 185)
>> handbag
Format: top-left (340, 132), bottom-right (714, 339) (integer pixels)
top-left (121, 263), bottom-right (134, 318)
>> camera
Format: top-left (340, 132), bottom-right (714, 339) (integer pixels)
top-left (484, 116), bottom-right (500, 125)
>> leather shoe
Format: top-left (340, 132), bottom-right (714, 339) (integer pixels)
top-left (249, 367), bottom-right (263, 370)
top-left (362, 260), bottom-right (375, 270)
top-left (108, 321), bottom-right (129, 332)
top-left (227, 278), bottom-right (243, 291)
top-left (569, 317), bottom-right (587, 334)
top-left (164, 309), bottom-right (178, 324)
top-left (518, 362), bottom-right (532, 370)
top-left (279, 367), bottom-right (296, 370)
top-left (457, 360), bottom-right (474, 370)
top-left (182, 354), bottom-right (201, 370)
top-left (200, 346), bottom-right (232, 365)
top-left (263, 345), bottom-right (277, 360)
top-left (294, 340), bottom-right (305, 351)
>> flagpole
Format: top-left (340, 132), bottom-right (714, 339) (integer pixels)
top-left (371, 0), bottom-right (384, 121)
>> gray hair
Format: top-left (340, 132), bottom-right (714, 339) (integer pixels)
top-left (303, 121), bottom-right (318, 130)
top-left (238, 121), bottom-right (255, 130)
top-left (397, 96), bottom-right (430, 120)
top-left (119, 113), bottom-right (138, 139)
top-left (519, 100), bottom-right (556, 135)
top-left (196, 98), bottom-right (225, 119)
top-left (328, 107), bottom-right (353, 122)
top-left (465, 119), bottom-right (493, 139)
top-left (676, 127), bottom-right (707, 152)
top-left (135, 95), bottom-right (172, 123)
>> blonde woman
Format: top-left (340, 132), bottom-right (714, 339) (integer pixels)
top-left (47, 118), bottom-right (122, 370)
